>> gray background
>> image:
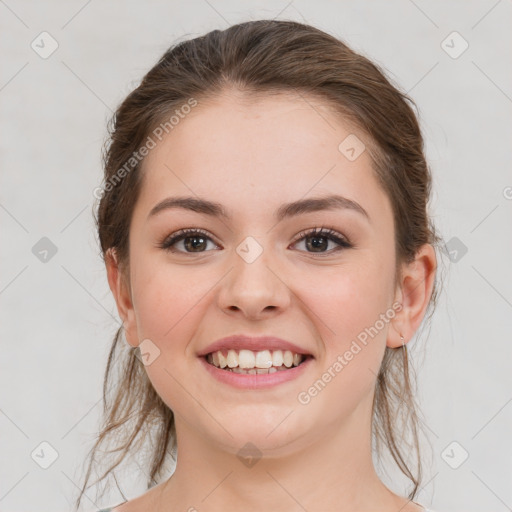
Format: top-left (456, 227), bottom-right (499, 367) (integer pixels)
top-left (1, 1), bottom-right (511, 511)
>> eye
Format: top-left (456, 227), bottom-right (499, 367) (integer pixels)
top-left (158, 226), bottom-right (352, 255)
top-left (158, 228), bottom-right (220, 254)
top-left (291, 226), bottom-right (352, 255)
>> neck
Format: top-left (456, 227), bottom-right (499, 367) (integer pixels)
top-left (153, 393), bottom-right (412, 512)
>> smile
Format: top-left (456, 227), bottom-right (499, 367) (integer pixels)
top-left (206, 349), bottom-right (307, 374)
top-left (200, 349), bottom-right (313, 389)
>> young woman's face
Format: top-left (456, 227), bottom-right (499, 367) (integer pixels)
top-left (121, 90), bottom-right (401, 457)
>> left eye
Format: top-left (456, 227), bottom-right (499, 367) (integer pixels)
top-left (158, 227), bottom-right (352, 254)
top-left (291, 227), bottom-right (352, 254)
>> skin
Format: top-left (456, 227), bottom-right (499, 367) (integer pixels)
top-left (106, 88), bottom-right (436, 512)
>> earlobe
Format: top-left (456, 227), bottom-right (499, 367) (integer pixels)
top-left (105, 248), bottom-right (139, 348)
top-left (388, 243), bottom-right (437, 348)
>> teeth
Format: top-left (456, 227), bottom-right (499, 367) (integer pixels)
top-left (272, 350), bottom-right (283, 367)
top-left (239, 349), bottom-right (255, 369)
top-left (218, 351), bottom-right (227, 368)
top-left (206, 349), bottom-right (306, 371)
top-left (227, 349), bottom-right (238, 368)
top-left (226, 365), bottom-right (285, 374)
top-left (255, 350), bottom-right (273, 368)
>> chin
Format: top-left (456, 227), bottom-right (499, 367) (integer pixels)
top-left (208, 412), bottom-right (310, 456)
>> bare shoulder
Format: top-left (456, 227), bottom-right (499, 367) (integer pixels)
top-left (110, 495), bottom-right (149, 512)
top-left (397, 498), bottom-right (430, 512)
top-left (110, 482), bottom-right (166, 512)
top-left (110, 498), bottom-right (143, 512)
top-left (110, 502), bottom-right (131, 512)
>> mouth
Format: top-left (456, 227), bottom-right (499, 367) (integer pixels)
top-left (197, 335), bottom-right (315, 389)
top-left (203, 348), bottom-right (312, 374)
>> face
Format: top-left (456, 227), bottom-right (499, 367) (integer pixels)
top-left (113, 90), bottom-right (404, 458)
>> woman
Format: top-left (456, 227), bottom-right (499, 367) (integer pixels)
top-left (77, 19), bottom-right (441, 512)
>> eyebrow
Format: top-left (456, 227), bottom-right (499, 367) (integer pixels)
top-left (147, 194), bottom-right (370, 222)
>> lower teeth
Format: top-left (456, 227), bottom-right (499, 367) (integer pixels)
top-left (210, 363), bottom-right (300, 374)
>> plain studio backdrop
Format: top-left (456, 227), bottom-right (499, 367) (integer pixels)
top-left (1, 1), bottom-right (511, 511)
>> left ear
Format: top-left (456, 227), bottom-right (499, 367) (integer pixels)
top-left (388, 243), bottom-right (437, 348)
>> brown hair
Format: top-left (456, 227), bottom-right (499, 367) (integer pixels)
top-left (75, 19), bottom-right (441, 509)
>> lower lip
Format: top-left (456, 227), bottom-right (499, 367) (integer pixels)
top-left (199, 356), bottom-right (313, 389)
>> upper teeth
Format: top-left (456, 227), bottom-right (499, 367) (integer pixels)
top-left (207, 349), bottom-right (303, 369)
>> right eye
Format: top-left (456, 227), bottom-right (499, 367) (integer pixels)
top-left (158, 228), bottom-right (221, 254)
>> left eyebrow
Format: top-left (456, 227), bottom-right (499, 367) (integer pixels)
top-left (147, 194), bottom-right (370, 222)
top-left (275, 194), bottom-right (370, 222)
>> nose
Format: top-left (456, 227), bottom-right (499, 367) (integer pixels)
top-left (216, 242), bottom-right (291, 320)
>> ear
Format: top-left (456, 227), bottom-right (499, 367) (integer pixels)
top-left (388, 243), bottom-right (437, 348)
top-left (105, 248), bottom-right (139, 348)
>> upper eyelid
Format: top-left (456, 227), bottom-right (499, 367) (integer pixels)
top-left (292, 226), bottom-right (349, 243)
top-left (166, 227), bottom-right (219, 244)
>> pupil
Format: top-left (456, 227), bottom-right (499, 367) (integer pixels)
top-left (307, 236), bottom-right (327, 252)
top-left (185, 236), bottom-right (206, 252)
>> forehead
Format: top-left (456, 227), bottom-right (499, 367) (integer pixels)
top-left (135, 90), bottom-right (391, 226)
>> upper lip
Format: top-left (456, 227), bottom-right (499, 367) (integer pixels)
top-left (197, 335), bottom-right (313, 358)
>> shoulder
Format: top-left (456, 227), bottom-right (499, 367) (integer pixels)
top-left (413, 503), bottom-right (441, 512)
top-left (99, 480), bottom-right (168, 511)
top-left (98, 495), bottom-right (145, 512)
top-left (97, 503), bottom-right (127, 512)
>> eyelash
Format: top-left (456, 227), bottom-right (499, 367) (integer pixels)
top-left (158, 226), bottom-right (353, 256)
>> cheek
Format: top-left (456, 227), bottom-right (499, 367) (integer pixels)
top-left (131, 257), bottom-right (209, 341)
top-left (298, 256), bottom-right (394, 338)
top-left (130, 261), bottom-right (212, 409)
top-left (297, 257), bottom-right (393, 388)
